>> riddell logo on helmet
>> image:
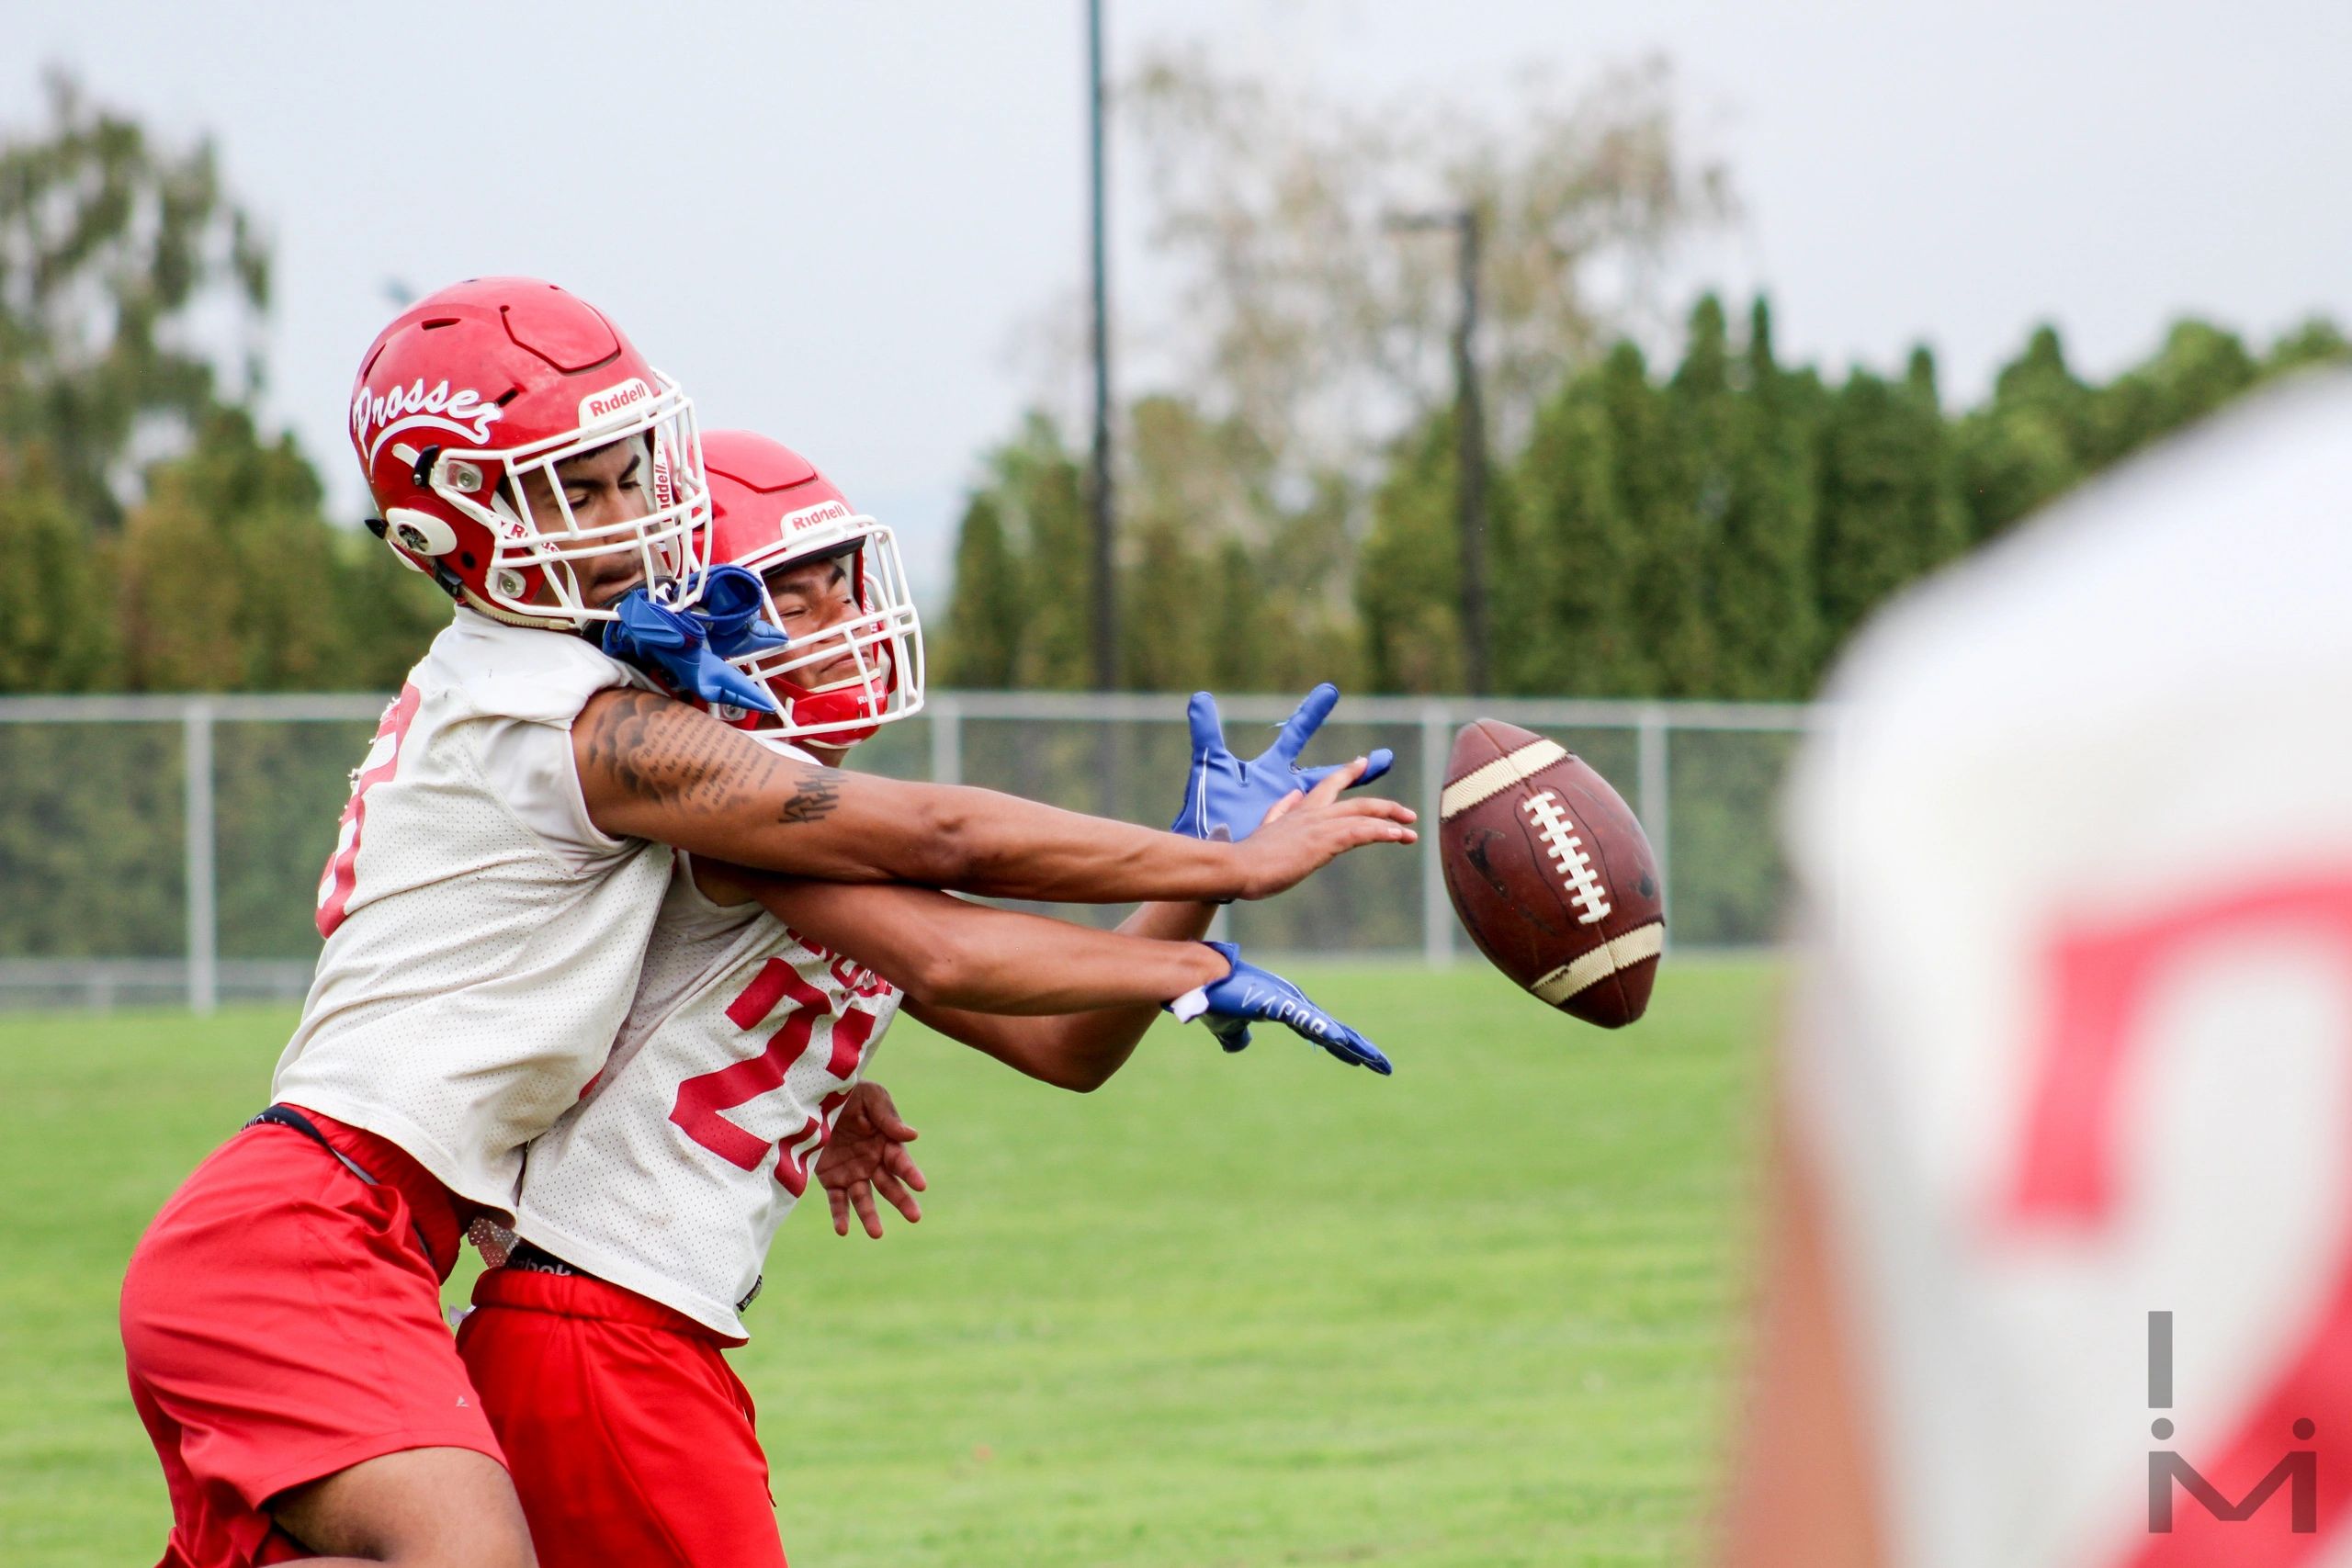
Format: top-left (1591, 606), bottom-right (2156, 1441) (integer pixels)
top-left (782, 500), bottom-right (854, 535)
top-left (579, 378), bottom-right (651, 426)
top-left (352, 379), bottom-right (502, 460)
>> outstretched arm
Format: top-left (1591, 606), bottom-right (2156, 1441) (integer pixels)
top-left (704, 857), bottom-right (1216, 1091)
top-left (902, 895), bottom-right (1216, 1092)
top-left (718, 869), bottom-right (1226, 1018)
top-left (573, 688), bottom-right (1413, 903)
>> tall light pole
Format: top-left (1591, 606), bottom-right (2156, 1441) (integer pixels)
top-left (1085, 0), bottom-right (1116, 693)
top-left (1386, 207), bottom-right (1491, 695)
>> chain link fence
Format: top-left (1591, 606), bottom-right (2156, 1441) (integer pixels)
top-left (0, 691), bottom-right (1815, 1010)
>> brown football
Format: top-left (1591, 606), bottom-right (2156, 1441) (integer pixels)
top-left (1439, 719), bottom-right (1665, 1027)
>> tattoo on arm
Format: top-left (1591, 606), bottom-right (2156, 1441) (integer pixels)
top-left (583, 688), bottom-right (773, 815)
top-left (777, 768), bottom-right (843, 826)
top-left (582, 689), bottom-right (845, 830)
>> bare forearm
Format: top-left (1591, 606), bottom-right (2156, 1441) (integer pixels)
top-left (742, 878), bottom-right (1225, 1014)
top-left (575, 688), bottom-right (1251, 900)
top-left (910, 901), bottom-right (1221, 1091)
top-left (1049, 899), bottom-right (1221, 1052)
top-left (888, 782), bottom-right (1253, 903)
top-left (1114, 899), bottom-right (1220, 944)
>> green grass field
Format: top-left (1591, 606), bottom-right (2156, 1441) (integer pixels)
top-left (0, 960), bottom-right (1777, 1567)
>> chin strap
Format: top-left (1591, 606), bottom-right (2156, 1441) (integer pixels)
top-left (455, 586), bottom-right (572, 631)
top-left (600, 566), bottom-right (789, 714)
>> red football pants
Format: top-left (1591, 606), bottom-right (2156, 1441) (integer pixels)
top-left (119, 1110), bottom-right (499, 1568)
top-left (456, 1265), bottom-right (786, 1568)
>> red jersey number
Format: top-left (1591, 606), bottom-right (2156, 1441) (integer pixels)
top-left (670, 957), bottom-right (880, 1196)
top-left (315, 685), bottom-right (423, 939)
top-left (2004, 874), bottom-right (2352, 1563)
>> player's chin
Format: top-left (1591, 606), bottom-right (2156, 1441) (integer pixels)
top-left (808, 658), bottom-right (863, 689)
top-left (584, 574), bottom-right (644, 612)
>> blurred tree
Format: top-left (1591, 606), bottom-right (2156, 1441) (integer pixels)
top-left (2135, 319), bottom-right (2261, 434)
top-left (1510, 348), bottom-right (1652, 696)
top-left (2266, 316), bottom-right (2351, 376)
top-left (334, 527), bottom-right (458, 690)
top-left (1248, 473), bottom-right (1365, 694)
top-left (1954, 324), bottom-right (2093, 540)
top-left (947, 413), bottom-right (1092, 692)
top-left (1642, 299), bottom-right (1728, 696)
top-left (1714, 297), bottom-right (1821, 697)
top-left (1357, 408), bottom-right (1467, 694)
top-left (1118, 394), bottom-right (1264, 692)
top-left (1124, 51), bottom-right (1729, 481)
top-left (947, 52), bottom-right (1730, 695)
top-left (0, 71), bottom-right (446, 697)
top-left (0, 446), bottom-right (115, 691)
top-left (940, 491), bottom-right (1023, 687)
top-left (0, 69), bottom-right (270, 531)
top-left (1812, 352), bottom-right (1967, 660)
top-left (117, 409), bottom-right (350, 690)
top-left (947, 396), bottom-right (1369, 694)
top-left (2089, 319), bottom-right (2257, 468)
top-left (948, 299), bottom-right (2344, 702)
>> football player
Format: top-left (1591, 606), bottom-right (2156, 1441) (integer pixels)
top-left (119, 279), bottom-right (1414, 1568)
top-left (1720, 372), bottom-right (2352, 1565)
top-left (456, 431), bottom-right (1387, 1565)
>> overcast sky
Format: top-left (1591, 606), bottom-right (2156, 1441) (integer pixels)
top-left (14, 1), bottom-right (2349, 602)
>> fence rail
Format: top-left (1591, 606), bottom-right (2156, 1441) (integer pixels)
top-left (0, 690), bottom-right (1819, 1011)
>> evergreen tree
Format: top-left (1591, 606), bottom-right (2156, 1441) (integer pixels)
top-left (1511, 355), bottom-right (1649, 695)
top-left (1813, 355), bottom-right (1965, 659)
top-left (1654, 297), bottom-right (1737, 696)
top-left (1599, 342), bottom-right (1699, 694)
top-left (2092, 319), bottom-right (2259, 464)
top-left (1355, 409), bottom-right (1464, 694)
top-left (1702, 298), bottom-right (1817, 698)
top-left (940, 492), bottom-right (1023, 687)
top-left (933, 302), bottom-right (2345, 703)
top-left (2266, 317), bottom-right (2351, 376)
top-left (960, 414), bottom-right (1091, 692)
top-left (1207, 536), bottom-right (1273, 692)
top-left (1955, 324), bottom-right (2093, 539)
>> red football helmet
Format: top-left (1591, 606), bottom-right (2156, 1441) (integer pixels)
top-left (703, 430), bottom-right (924, 747)
top-left (348, 276), bottom-right (710, 628)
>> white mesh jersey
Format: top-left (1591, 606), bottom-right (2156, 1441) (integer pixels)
top-left (1782, 374), bottom-right (2352, 1567)
top-left (271, 609), bottom-right (673, 1213)
top-left (511, 764), bottom-right (903, 1338)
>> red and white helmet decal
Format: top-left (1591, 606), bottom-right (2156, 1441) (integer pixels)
top-left (348, 277), bottom-right (712, 630)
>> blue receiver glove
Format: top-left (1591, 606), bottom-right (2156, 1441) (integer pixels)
top-left (600, 565), bottom-right (788, 716)
top-left (1170, 682), bottom-right (1396, 841)
top-left (1168, 941), bottom-right (1393, 1076)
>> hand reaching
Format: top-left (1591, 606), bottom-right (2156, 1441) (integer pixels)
top-left (817, 1080), bottom-right (927, 1238)
top-left (1171, 683), bottom-right (1396, 842)
top-left (1170, 940), bottom-right (1393, 1076)
top-left (1227, 754), bottom-right (1417, 900)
